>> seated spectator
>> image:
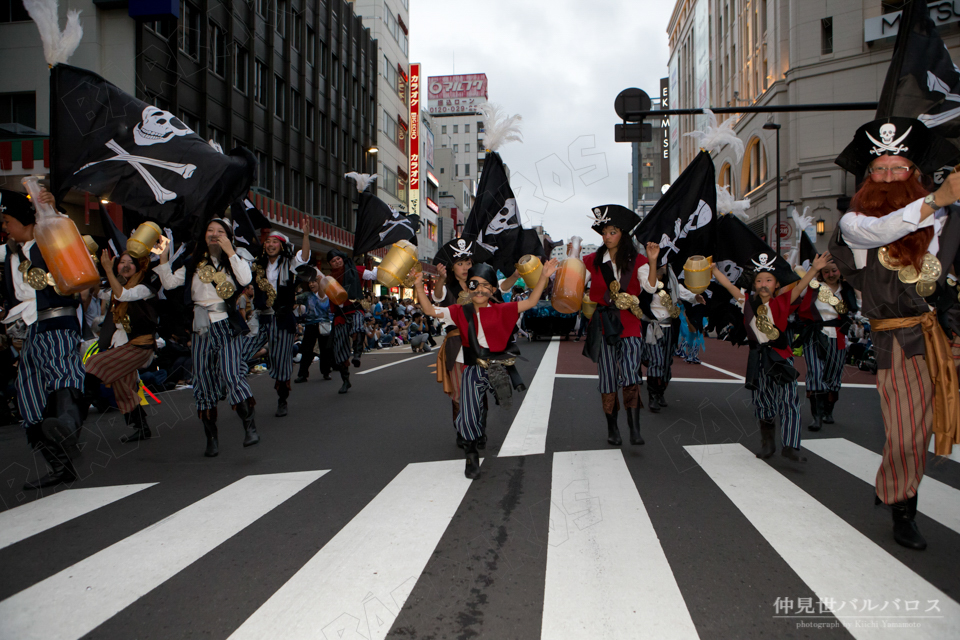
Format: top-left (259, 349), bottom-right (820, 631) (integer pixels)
top-left (408, 313), bottom-right (431, 353)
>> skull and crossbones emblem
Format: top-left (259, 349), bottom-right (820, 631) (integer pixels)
top-left (866, 123), bottom-right (911, 156)
top-left (590, 207), bottom-right (611, 226)
top-left (379, 209), bottom-right (416, 241)
top-left (451, 238), bottom-right (473, 259)
top-left (751, 253), bottom-right (776, 271)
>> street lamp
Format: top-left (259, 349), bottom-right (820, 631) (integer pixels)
top-left (816, 217), bottom-right (826, 236)
top-left (762, 122), bottom-right (782, 253)
top-left (365, 146), bottom-right (378, 174)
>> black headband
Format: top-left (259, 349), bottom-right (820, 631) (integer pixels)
top-left (467, 262), bottom-right (498, 290)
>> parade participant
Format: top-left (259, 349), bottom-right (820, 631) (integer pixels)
top-left (155, 218), bottom-right (258, 457)
top-left (712, 251), bottom-right (831, 463)
top-left (582, 205), bottom-right (659, 447)
top-left (830, 117), bottom-right (960, 550)
top-left (294, 277), bottom-right (333, 382)
top-left (643, 265), bottom-right (700, 412)
top-left (1, 189), bottom-right (85, 489)
top-left (326, 249), bottom-right (378, 394)
top-left (84, 250), bottom-right (160, 443)
top-left (413, 258), bottom-right (559, 479)
top-left (242, 218), bottom-right (312, 416)
top-left (795, 261), bottom-right (858, 431)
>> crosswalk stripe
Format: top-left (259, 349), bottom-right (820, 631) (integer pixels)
top-left (0, 484), bottom-right (156, 551)
top-left (696, 361), bottom-right (744, 380)
top-left (500, 339), bottom-right (560, 457)
top-left (685, 444), bottom-right (960, 637)
top-left (541, 450), bottom-right (700, 639)
top-left (927, 439), bottom-right (960, 463)
top-left (0, 471), bottom-right (326, 640)
top-left (805, 438), bottom-right (960, 535)
top-left (356, 351), bottom-right (435, 374)
top-left (228, 460), bottom-right (476, 640)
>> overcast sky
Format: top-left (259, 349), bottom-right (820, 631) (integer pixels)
top-left (410, 0), bottom-right (676, 244)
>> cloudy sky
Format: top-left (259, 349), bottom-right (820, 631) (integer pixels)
top-left (410, 0), bottom-right (676, 244)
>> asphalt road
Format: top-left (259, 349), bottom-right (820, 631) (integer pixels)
top-left (0, 338), bottom-right (958, 639)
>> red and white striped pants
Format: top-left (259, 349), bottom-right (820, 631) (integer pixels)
top-left (85, 342), bottom-right (155, 414)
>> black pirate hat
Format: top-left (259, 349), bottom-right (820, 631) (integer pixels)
top-left (433, 234), bottom-right (493, 267)
top-left (0, 189), bottom-right (36, 225)
top-left (589, 204), bottom-right (640, 235)
top-left (835, 117), bottom-right (960, 181)
top-left (748, 250), bottom-right (797, 287)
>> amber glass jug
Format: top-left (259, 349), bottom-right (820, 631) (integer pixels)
top-left (320, 275), bottom-right (348, 306)
top-left (551, 236), bottom-right (586, 315)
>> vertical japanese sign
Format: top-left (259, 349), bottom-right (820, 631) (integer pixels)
top-left (409, 63), bottom-right (421, 219)
top-left (659, 77), bottom-right (670, 187)
top-left (668, 55), bottom-right (679, 181)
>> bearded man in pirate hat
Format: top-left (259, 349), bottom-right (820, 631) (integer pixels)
top-left (829, 117), bottom-right (960, 551)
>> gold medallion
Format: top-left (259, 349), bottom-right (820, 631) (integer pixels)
top-left (45, 272), bottom-right (56, 287)
top-left (836, 301), bottom-right (848, 315)
top-left (920, 252), bottom-right (941, 281)
top-left (898, 265), bottom-right (921, 284)
top-left (809, 279), bottom-right (821, 289)
top-left (215, 281), bottom-right (236, 299)
top-left (916, 280), bottom-right (937, 297)
top-left (212, 270), bottom-right (227, 285)
top-left (18, 259), bottom-right (30, 274)
top-left (817, 286), bottom-right (833, 303)
top-left (197, 264), bottom-right (216, 283)
top-left (755, 304), bottom-right (780, 340)
top-left (26, 268), bottom-right (48, 290)
top-left (878, 246), bottom-right (901, 270)
top-left (827, 295), bottom-right (840, 306)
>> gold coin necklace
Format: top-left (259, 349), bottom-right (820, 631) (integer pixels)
top-left (877, 247), bottom-right (940, 298)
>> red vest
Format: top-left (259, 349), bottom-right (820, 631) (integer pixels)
top-left (584, 252), bottom-right (648, 339)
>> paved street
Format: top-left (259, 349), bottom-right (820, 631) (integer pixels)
top-left (1, 339), bottom-right (959, 639)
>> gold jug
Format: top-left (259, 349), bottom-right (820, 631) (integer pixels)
top-left (581, 294), bottom-right (598, 320)
top-left (127, 221), bottom-right (163, 258)
top-left (377, 240), bottom-right (419, 288)
top-left (683, 255), bottom-right (713, 294)
top-left (516, 255), bottom-right (543, 289)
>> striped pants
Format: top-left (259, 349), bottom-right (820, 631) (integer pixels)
top-left (803, 336), bottom-right (846, 394)
top-left (240, 315), bottom-right (294, 381)
top-left (192, 319), bottom-right (252, 411)
top-left (455, 365), bottom-right (491, 441)
top-left (16, 325), bottom-right (85, 428)
top-left (333, 312), bottom-right (364, 368)
top-left (84, 342), bottom-right (154, 414)
top-left (874, 336), bottom-right (960, 504)
top-left (643, 324), bottom-right (674, 382)
top-left (597, 335), bottom-right (644, 394)
top-left (751, 358), bottom-right (802, 449)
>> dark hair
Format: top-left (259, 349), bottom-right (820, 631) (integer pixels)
top-left (112, 252), bottom-right (143, 279)
top-left (595, 228), bottom-right (638, 277)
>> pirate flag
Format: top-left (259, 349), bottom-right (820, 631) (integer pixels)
top-left (463, 151), bottom-right (523, 274)
top-left (347, 172), bottom-right (420, 256)
top-left (49, 64), bottom-right (256, 224)
top-left (433, 234), bottom-right (493, 267)
top-left (632, 150), bottom-right (717, 271)
top-left (230, 197), bottom-right (272, 256)
top-left (798, 228), bottom-right (817, 272)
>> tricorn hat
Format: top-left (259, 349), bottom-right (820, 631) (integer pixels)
top-left (433, 234), bottom-right (493, 267)
top-left (835, 117), bottom-right (960, 181)
top-left (589, 204), bottom-right (640, 235)
top-left (0, 189), bottom-right (36, 225)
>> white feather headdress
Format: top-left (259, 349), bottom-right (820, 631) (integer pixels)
top-left (23, 0), bottom-right (83, 67)
top-left (716, 184), bottom-right (750, 219)
top-left (344, 172), bottom-right (376, 193)
top-left (684, 109), bottom-right (744, 161)
top-left (479, 103), bottom-right (522, 152)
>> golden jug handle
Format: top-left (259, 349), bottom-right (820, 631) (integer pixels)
top-left (402, 261), bottom-right (423, 288)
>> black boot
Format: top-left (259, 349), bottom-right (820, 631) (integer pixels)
top-left (757, 419), bottom-right (776, 459)
top-left (807, 395), bottom-right (823, 432)
top-left (275, 382), bottom-right (289, 417)
top-left (237, 398), bottom-right (260, 447)
top-left (656, 379), bottom-right (669, 408)
top-left (822, 391), bottom-right (837, 424)
top-left (48, 388), bottom-right (83, 455)
top-left (201, 409), bottom-right (219, 457)
top-left (120, 406), bottom-right (152, 443)
top-left (781, 446), bottom-right (808, 462)
top-left (23, 439), bottom-right (77, 490)
top-left (627, 406), bottom-right (645, 445)
top-left (606, 410), bottom-right (622, 446)
top-left (892, 494), bottom-right (927, 550)
top-left (647, 377), bottom-right (661, 414)
top-left (338, 368), bottom-right (352, 394)
top-left (464, 440), bottom-right (481, 479)
top-left (507, 365), bottom-right (527, 392)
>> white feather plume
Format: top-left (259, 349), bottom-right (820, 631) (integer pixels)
top-left (344, 172), bottom-right (376, 193)
top-left (479, 103), bottom-right (523, 152)
top-left (684, 109), bottom-right (744, 161)
top-left (791, 206), bottom-right (816, 241)
top-left (23, 0), bottom-right (83, 66)
top-left (716, 184), bottom-right (750, 219)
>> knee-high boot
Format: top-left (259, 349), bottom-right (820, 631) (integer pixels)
top-left (647, 377), bottom-right (661, 413)
top-left (756, 419), bottom-right (776, 459)
top-left (200, 408), bottom-right (219, 458)
top-left (120, 405), bottom-right (152, 443)
top-left (602, 392), bottom-right (621, 446)
top-left (463, 439), bottom-right (481, 479)
top-left (46, 388), bottom-right (83, 455)
top-left (275, 380), bottom-right (290, 417)
top-left (892, 493), bottom-right (927, 550)
top-left (806, 393), bottom-right (823, 432)
top-left (623, 384), bottom-right (644, 445)
top-left (823, 390), bottom-right (838, 424)
top-left (338, 366), bottom-right (352, 394)
top-left (23, 422), bottom-right (77, 490)
top-left (236, 398), bottom-right (260, 447)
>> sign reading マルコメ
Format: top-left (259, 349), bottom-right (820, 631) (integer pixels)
top-left (864, 2), bottom-right (960, 42)
top-left (427, 74), bottom-right (488, 114)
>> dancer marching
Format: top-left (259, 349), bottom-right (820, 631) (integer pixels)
top-left (155, 218), bottom-right (258, 457)
top-left (326, 250), bottom-right (378, 394)
top-left (413, 258), bottom-right (558, 479)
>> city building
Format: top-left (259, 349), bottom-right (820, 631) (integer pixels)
top-left (429, 73), bottom-right (487, 188)
top-left (666, 1), bottom-right (960, 252)
top-left (629, 99), bottom-right (667, 216)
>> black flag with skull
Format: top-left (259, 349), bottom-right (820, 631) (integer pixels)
top-left (347, 172), bottom-right (421, 256)
top-left (50, 64), bottom-right (256, 224)
top-left (462, 151), bottom-right (524, 275)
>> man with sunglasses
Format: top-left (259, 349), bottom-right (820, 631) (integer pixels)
top-left (830, 117), bottom-right (960, 551)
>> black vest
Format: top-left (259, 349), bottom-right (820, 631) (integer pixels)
top-left (253, 256), bottom-right (297, 332)
top-left (3, 242), bottom-right (80, 333)
top-left (178, 253), bottom-right (249, 337)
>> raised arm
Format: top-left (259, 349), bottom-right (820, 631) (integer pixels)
top-left (413, 271), bottom-right (441, 318)
top-left (710, 263), bottom-right (745, 303)
top-left (790, 252), bottom-right (831, 304)
top-left (500, 270), bottom-right (520, 292)
top-left (517, 259), bottom-right (559, 313)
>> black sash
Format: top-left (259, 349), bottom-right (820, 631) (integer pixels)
top-left (462, 304), bottom-right (520, 366)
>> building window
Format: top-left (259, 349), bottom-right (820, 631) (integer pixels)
top-left (384, 2), bottom-right (401, 44)
top-left (464, 124), bottom-right (470, 134)
top-left (453, 124), bottom-right (458, 133)
top-left (256, 0), bottom-right (267, 16)
top-left (383, 109), bottom-right (400, 149)
top-left (331, 121), bottom-right (338, 156)
top-left (274, 75), bottom-right (285, 117)
top-left (256, 151), bottom-right (268, 188)
top-left (275, 0), bottom-right (286, 36)
top-left (208, 125), bottom-right (225, 149)
top-left (290, 89), bottom-right (301, 129)
top-left (255, 59), bottom-right (267, 105)
top-left (1, 0), bottom-right (30, 22)
top-left (320, 40), bottom-right (328, 77)
top-left (291, 170), bottom-right (300, 208)
top-left (465, 143), bottom-right (470, 153)
top-left (332, 56), bottom-right (339, 88)
top-left (145, 19), bottom-right (174, 37)
top-left (306, 26), bottom-right (315, 65)
top-left (821, 17), bottom-right (833, 55)
top-left (179, 110), bottom-right (200, 133)
top-left (273, 160), bottom-right (285, 202)
top-left (464, 164), bottom-right (470, 176)
top-left (453, 144), bottom-right (458, 153)
top-left (234, 44), bottom-right (249, 93)
top-left (441, 125), bottom-right (447, 134)
top-left (209, 23), bottom-right (226, 77)
top-left (455, 164), bottom-right (459, 177)
top-left (384, 55), bottom-right (399, 95)
top-left (320, 114), bottom-right (327, 148)
top-left (718, 162), bottom-right (733, 194)
top-left (0, 92), bottom-right (36, 128)
top-left (292, 10), bottom-right (302, 50)
top-left (383, 166), bottom-right (399, 198)
top-left (178, 1), bottom-right (200, 58)
top-left (306, 101), bottom-right (315, 139)
top-left (477, 120), bottom-right (484, 132)
top-left (742, 138), bottom-right (768, 193)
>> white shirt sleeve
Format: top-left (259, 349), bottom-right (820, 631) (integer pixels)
top-left (434, 306), bottom-right (453, 324)
top-left (0, 245), bottom-right (7, 261)
top-left (230, 253), bottom-right (252, 286)
top-left (677, 282), bottom-right (697, 303)
top-left (432, 284), bottom-right (447, 303)
top-left (362, 267), bottom-right (379, 281)
top-left (838, 199), bottom-right (936, 249)
top-left (155, 262), bottom-right (186, 289)
top-left (638, 263), bottom-right (656, 293)
top-left (294, 249), bottom-right (310, 267)
top-left (115, 285), bottom-right (154, 302)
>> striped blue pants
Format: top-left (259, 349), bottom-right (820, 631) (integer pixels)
top-left (16, 325), bottom-right (84, 428)
top-left (643, 324), bottom-right (674, 381)
top-left (597, 335), bottom-right (644, 394)
top-left (455, 365), bottom-right (491, 441)
top-left (752, 358), bottom-right (802, 449)
top-left (240, 315), bottom-right (294, 381)
top-left (803, 336), bottom-right (846, 393)
top-left (192, 319), bottom-right (253, 410)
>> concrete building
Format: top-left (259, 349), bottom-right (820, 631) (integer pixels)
top-left (428, 73), bottom-right (487, 193)
top-left (666, 0), bottom-right (960, 252)
top-left (630, 109), bottom-right (666, 216)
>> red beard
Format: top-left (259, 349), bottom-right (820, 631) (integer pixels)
top-left (848, 177), bottom-right (933, 271)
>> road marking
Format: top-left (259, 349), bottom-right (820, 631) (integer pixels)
top-left (928, 439), bottom-right (960, 463)
top-left (541, 450), bottom-right (699, 639)
top-left (553, 374), bottom-right (877, 389)
top-left (229, 460), bottom-right (475, 640)
top-left (0, 471), bottom-right (326, 640)
top-left (0, 484), bottom-right (156, 551)
top-left (356, 351), bottom-right (435, 375)
top-left (696, 361), bottom-right (744, 380)
top-left (685, 443), bottom-right (960, 637)
top-left (805, 438), bottom-right (960, 535)
top-left (500, 339), bottom-right (560, 457)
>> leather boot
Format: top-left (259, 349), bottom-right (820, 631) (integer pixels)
top-left (237, 398), bottom-right (260, 447)
top-left (647, 377), bottom-right (661, 413)
top-left (892, 494), bottom-right (927, 550)
top-left (48, 388), bottom-right (83, 454)
top-left (507, 365), bottom-right (527, 392)
top-left (464, 440), bottom-right (481, 479)
top-left (201, 408), bottom-right (219, 457)
top-left (627, 406), bottom-right (644, 445)
top-left (806, 394), bottom-right (823, 432)
top-left (23, 439), bottom-right (77, 490)
top-left (275, 381), bottom-right (290, 417)
top-left (338, 368), bottom-right (352, 394)
top-left (781, 446), bottom-right (808, 462)
top-left (606, 410), bottom-right (622, 446)
top-left (657, 380), bottom-right (669, 407)
top-left (120, 406), bottom-right (152, 443)
top-left (757, 419), bottom-right (776, 459)
top-left (823, 391), bottom-right (837, 424)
